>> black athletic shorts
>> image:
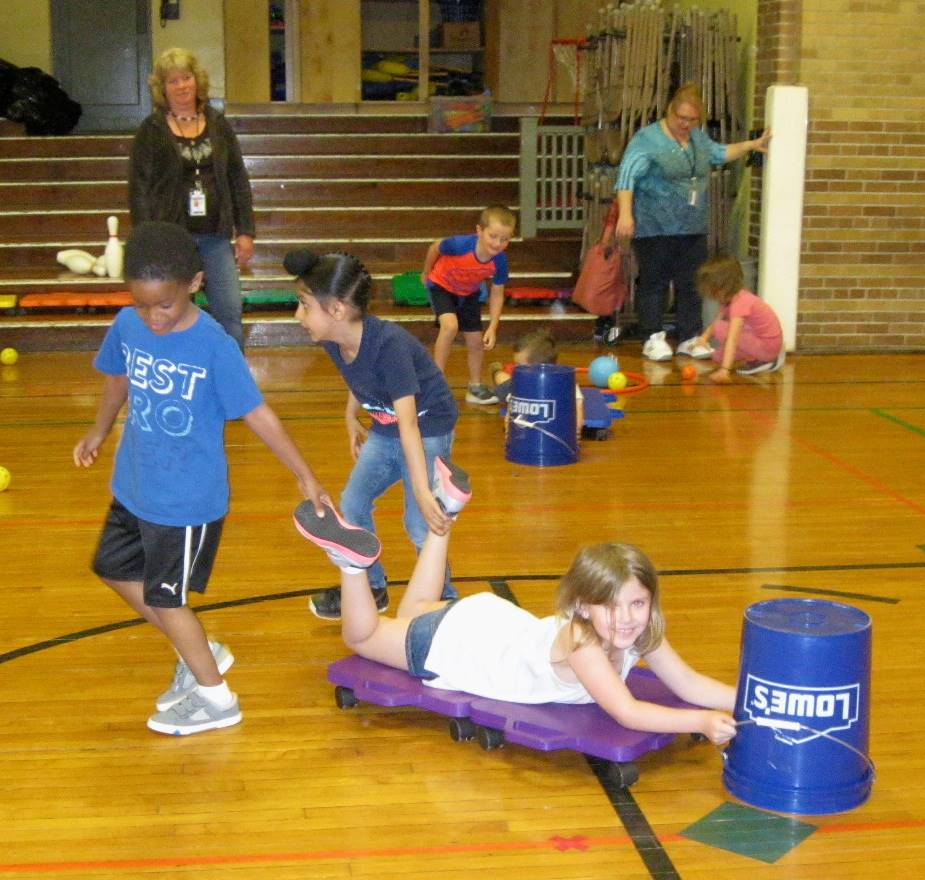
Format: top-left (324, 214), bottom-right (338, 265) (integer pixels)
top-left (91, 498), bottom-right (225, 608)
top-left (429, 284), bottom-right (483, 333)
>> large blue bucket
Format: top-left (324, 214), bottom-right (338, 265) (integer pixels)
top-left (723, 598), bottom-right (873, 815)
top-left (505, 364), bottom-right (577, 467)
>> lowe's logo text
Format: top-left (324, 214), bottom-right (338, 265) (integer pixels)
top-left (743, 674), bottom-right (861, 745)
top-left (510, 397), bottom-right (556, 425)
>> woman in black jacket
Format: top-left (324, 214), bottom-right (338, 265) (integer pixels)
top-left (129, 48), bottom-right (254, 349)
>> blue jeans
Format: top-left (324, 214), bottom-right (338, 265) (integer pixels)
top-left (194, 234), bottom-right (244, 350)
top-left (340, 430), bottom-right (455, 597)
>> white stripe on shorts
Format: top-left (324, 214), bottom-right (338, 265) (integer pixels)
top-left (180, 524), bottom-right (209, 605)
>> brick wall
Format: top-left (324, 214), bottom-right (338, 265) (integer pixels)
top-left (751, 0), bottom-right (925, 352)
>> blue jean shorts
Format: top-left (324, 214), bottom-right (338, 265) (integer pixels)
top-left (405, 601), bottom-right (457, 680)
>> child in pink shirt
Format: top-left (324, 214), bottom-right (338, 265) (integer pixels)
top-left (693, 255), bottom-right (785, 384)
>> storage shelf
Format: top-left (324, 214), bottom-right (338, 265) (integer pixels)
top-left (364, 47), bottom-right (484, 53)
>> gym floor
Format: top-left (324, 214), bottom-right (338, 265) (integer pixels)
top-left (1, 343), bottom-right (922, 879)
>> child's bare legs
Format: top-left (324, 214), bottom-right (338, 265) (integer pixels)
top-left (397, 528), bottom-right (452, 618)
top-left (339, 568), bottom-right (413, 670)
top-left (103, 577), bottom-right (221, 685)
top-left (433, 313), bottom-right (459, 371)
top-left (463, 330), bottom-right (485, 387)
top-left (151, 606), bottom-right (221, 685)
top-left (339, 528), bottom-right (451, 670)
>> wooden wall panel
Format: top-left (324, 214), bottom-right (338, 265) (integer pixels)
top-left (224, 0), bottom-right (271, 103)
top-left (300, 0), bottom-right (362, 103)
top-left (492, 0), bottom-right (556, 104)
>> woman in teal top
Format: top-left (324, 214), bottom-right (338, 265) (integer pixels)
top-left (615, 83), bottom-right (770, 362)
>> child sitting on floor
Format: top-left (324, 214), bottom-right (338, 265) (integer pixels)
top-left (295, 460), bottom-right (737, 743)
top-left (487, 327), bottom-right (559, 404)
top-left (488, 328), bottom-right (584, 440)
top-left (692, 254), bottom-right (785, 384)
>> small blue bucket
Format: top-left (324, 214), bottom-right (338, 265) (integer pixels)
top-left (723, 599), bottom-right (873, 815)
top-left (505, 364), bottom-right (577, 467)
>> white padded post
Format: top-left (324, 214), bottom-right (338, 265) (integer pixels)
top-left (758, 85), bottom-right (808, 352)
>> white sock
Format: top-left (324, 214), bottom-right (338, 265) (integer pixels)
top-left (197, 680), bottom-right (235, 708)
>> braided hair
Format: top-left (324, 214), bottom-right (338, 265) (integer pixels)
top-left (283, 249), bottom-right (372, 315)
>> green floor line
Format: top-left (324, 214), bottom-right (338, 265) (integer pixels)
top-left (872, 408), bottom-right (925, 437)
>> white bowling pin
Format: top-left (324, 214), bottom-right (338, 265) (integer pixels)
top-left (56, 248), bottom-right (92, 262)
top-left (104, 215), bottom-right (123, 279)
top-left (93, 254), bottom-right (108, 277)
top-left (56, 249), bottom-right (97, 274)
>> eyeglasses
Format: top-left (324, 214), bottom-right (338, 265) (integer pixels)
top-left (673, 112), bottom-right (701, 125)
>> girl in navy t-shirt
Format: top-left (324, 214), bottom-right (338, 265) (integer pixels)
top-left (285, 249), bottom-right (460, 620)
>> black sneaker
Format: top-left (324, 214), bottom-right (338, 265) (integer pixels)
top-left (308, 586), bottom-right (389, 621)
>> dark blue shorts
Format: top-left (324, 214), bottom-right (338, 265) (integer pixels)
top-left (404, 600), bottom-right (457, 679)
top-left (429, 284), bottom-right (482, 333)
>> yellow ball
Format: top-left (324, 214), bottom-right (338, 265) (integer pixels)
top-left (607, 371), bottom-right (628, 391)
top-left (0, 466), bottom-right (10, 492)
top-left (0, 347), bottom-right (18, 366)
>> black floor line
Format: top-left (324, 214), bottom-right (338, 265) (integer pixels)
top-left (588, 756), bottom-right (682, 880)
top-left (490, 577), bottom-right (678, 880)
top-left (762, 583), bottom-right (900, 604)
top-left (4, 557), bottom-right (916, 666)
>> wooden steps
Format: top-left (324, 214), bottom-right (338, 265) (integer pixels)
top-left (0, 107), bottom-right (589, 350)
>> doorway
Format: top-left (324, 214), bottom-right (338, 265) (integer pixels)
top-left (51, 0), bottom-right (152, 131)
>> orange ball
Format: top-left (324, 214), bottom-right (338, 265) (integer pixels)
top-left (681, 365), bottom-right (697, 381)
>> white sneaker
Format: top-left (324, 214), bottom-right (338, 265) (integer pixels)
top-left (676, 337), bottom-right (713, 359)
top-left (642, 331), bottom-right (673, 362)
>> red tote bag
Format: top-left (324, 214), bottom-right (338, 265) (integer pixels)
top-left (571, 201), bottom-right (629, 317)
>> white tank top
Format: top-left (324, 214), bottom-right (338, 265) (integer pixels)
top-left (422, 592), bottom-right (639, 703)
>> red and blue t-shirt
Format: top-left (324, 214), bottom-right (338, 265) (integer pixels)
top-left (426, 234), bottom-right (509, 297)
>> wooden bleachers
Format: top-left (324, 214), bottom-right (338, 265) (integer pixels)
top-left (0, 107), bottom-right (591, 350)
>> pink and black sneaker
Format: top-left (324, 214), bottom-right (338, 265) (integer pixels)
top-left (432, 457), bottom-right (472, 516)
top-left (293, 502), bottom-right (382, 570)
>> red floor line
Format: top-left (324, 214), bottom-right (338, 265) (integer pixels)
top-left (0, 498), bottom-right (805, 530)
top-left (0, 834), bottom-right (635, 874)
top-left (1, 821), bottom-right (922, 874)
top-left (754, 413), bottom-right (925, 517)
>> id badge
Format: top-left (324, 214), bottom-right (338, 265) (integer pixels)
top-left (188, 185), bottom-right (207, 217)
top-left (688, 178), bottom-right (699, 207)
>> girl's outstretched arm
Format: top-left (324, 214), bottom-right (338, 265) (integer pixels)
top-left (644, 637), bottom-right (736, 712)
top-left (567, 639), bottom-right (736, 745)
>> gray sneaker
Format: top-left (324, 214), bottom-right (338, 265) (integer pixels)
top-left (155, 641), bottom-right (235, 711)
top-left (147, 690), bottom-right (242, 736)
top-left (465, 383), bottom-right (499, 405)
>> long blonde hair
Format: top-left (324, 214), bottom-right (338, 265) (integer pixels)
top-left (149, 48), bottom-right (210, 111)
top-left (556, 543), bottom-right (665, 656)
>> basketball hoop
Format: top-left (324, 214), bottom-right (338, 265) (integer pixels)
top-left (541, 38), bottom-right (589, 124)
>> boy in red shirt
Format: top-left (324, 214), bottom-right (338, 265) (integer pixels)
top-left (422, 205), bottom-right (516, 404)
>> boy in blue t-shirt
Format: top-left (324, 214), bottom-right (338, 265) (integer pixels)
top-left (74, 221), bottom-right (329, 736)
top-left (422, 204), bottom-right (515, 404)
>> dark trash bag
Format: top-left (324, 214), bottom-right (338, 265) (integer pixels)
top-left (0, 61), bottom-right (82, 135)
top-left (0, 59), bottom-right (18, 111)
top-left (571, 201), bottom-right (629, 317)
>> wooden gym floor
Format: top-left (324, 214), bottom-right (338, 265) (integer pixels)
top-left (1, 343), bottom-right (923, 879)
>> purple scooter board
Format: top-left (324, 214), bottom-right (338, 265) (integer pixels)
top-left (328, 655), bottom-right (693, 786)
